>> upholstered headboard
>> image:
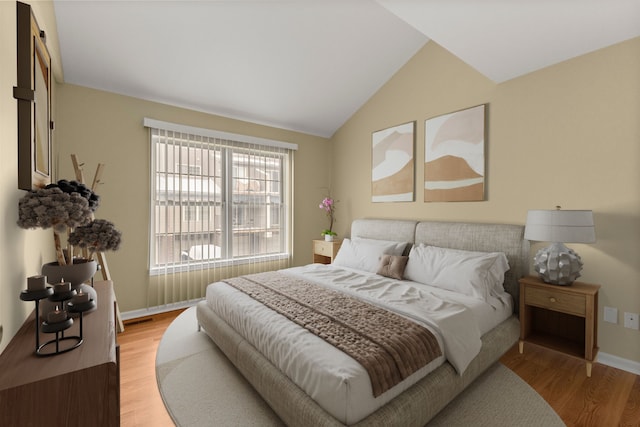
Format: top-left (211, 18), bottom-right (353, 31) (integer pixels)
top-left (350, 218), bottom-right (529, 313)
top-left (350, 219), bottom-right (418, 244)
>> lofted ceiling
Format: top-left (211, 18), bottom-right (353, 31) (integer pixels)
top-left (53, 0), bottom-right (640, 138)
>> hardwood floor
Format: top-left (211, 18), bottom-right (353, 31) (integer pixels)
top-left (501, 344), bottom-right (640, 427)
top-left (119, 310), bottom-right (183, 427)
top-left (118, 310), bottom-right (640, 427)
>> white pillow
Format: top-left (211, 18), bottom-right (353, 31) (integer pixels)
top-left (333, 238), bottom-right (407, 273)
top-left (352, 238), bottom-right (407, 256)
top-left (404, 244), bottom-right (509, 301)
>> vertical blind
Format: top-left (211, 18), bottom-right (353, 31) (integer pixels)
top-left (144, 118), bottom-right (296, 307)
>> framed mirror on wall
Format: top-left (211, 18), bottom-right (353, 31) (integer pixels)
top-left (13, 1), bottom-right (52, 190)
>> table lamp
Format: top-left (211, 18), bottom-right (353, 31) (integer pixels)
top-left (524, 207), bottom-right (595, 285)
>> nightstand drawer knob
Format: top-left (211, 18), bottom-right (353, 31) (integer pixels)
top-left (549, 297), bottom-right (557, 303)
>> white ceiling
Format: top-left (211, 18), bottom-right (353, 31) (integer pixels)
top-left (53, 0), bottom-right (640, 138)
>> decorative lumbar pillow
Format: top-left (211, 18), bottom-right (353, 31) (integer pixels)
top-left (404, 244), bottom-right (510, 301)
top-left (334, 238), bottom-right (408, 273)
top-left (376, 254), bottom-right (409, 280)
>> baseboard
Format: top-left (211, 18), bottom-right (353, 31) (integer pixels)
top-left (598, 352), bottom-right (640, 375)
top-left (120, 298), bottom-right (203, 321)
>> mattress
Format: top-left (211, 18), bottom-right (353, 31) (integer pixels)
top-left (204, 263), bottom-right (513, 424)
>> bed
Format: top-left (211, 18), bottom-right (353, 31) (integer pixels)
top-left (196, 219), bottom-right (529, 426)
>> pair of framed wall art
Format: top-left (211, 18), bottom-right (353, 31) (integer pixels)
top-left (371, 104), bottom-right (486, 203)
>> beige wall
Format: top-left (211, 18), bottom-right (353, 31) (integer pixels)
top-left (330, 39), bottom-right (640, 364)
top-left (3, 2), bottom-right (638, 367)
top-left (54, 84), bottom-right (331, 312)
top-left (0, 1), bottom-right (59, 353)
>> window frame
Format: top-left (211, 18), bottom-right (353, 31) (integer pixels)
top-left (145, 119), bottom-right (296, 275)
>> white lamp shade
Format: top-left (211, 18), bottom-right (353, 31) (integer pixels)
top-left (524, 210), bottom-right (595, 243)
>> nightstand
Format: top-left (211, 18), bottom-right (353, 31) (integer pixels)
top-left (312, 239), bottom-right (342, 264)
top-left (519, 275), bottom-right (600, 377)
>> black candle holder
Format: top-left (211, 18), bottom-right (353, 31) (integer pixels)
top-left (39, 317), bottom-right (78, 356)
top-left (20, 288), bottom-right (96, 356)
top-left (19, 288), bottom-right (53, 353)
top-left (68, 299), bottom-right (96, 340)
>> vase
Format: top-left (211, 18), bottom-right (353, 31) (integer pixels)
top-left (42, 258), bottom-right (98, 287)
top-left (40, 259), bottom-right (98, 320)
top-left (324, 234), bottom-right (334, 242)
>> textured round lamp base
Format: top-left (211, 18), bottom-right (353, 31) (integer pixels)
top-left (533, 242), bottom-right (583, 286)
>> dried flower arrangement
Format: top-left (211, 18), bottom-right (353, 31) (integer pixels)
top-left (68, 219), bottom-right (122, 255)
top-left (17, 179), bottom-right (121, 265)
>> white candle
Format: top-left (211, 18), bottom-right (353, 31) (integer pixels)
top-left (72, 290), bottom-right (90, 304)
top-left (47, 306), bottom-right (66, 323)
top-left (27, 275), bottom-right (46, 291)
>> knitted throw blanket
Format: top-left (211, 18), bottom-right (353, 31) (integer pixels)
top-left (223, 271), bottom-right (442, 397)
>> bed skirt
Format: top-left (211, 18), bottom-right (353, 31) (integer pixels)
top-left (196, 301), bottom-right (520, 427)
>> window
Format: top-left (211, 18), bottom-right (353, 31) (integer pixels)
top-left (177, 163), bottom-right (201, 175)
top-left (145, 119), bottom-right (296, 274)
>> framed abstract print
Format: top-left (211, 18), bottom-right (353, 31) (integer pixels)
top-left (424, 105), bottom-right (486, 202)
top-left (371, 121), bottom-right (415, 203)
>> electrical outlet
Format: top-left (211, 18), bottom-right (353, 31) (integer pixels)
top-left (624, 312), bottom-right (640, 330)
top-left (604, 306), bottom-right (618, 324)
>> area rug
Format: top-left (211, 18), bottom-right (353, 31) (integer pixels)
top-left (156, 307), bottom-right (565, 427)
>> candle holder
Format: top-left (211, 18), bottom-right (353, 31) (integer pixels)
top-left (19, 287), bottom-right (54, 353)
top-left (20, 283), bottom-right (95, 357)
top-left (39, 317), bottom-right (78, 356)
top-left (67, 299), bottom-right (96, 340)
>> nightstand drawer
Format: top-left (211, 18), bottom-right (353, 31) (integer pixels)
top-left (525, 286), bottom-right (586, 316)
top-left (313, 241), bottom-right (333, 257)
top-left (312, 240), bottom-right (342, 264)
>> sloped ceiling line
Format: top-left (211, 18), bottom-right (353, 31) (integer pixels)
top-left (53, 0), bottom-right (640, 137)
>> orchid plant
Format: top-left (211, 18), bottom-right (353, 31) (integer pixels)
top-left (319, 196), bottom-right (337, 237)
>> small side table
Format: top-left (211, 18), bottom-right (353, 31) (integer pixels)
top-left (519, 275), bottom-right (600, 377)
top-left (312, 239), bottom-right (342, 264)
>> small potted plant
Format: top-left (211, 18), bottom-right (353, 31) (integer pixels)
top-left (319, 196), bottom-right (338, 241)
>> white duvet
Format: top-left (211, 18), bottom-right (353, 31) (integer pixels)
top-left (204, 263), bottom-right (513, 424)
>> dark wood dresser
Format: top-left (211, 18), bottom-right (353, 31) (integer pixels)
top-left (0, 281), bottom-right (119, 426)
